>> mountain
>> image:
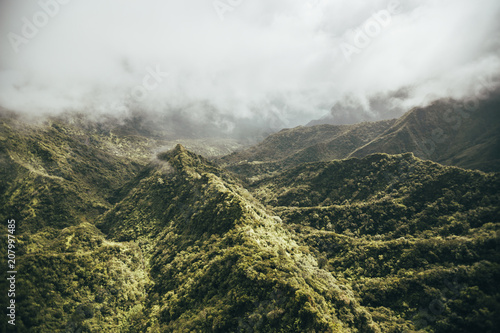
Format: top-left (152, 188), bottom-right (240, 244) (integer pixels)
top-left (0, 110), bottom-right (145, 233)
top-left (5, 143), bottom-right (381, 332)
top-left (246, 152), bottom-right (500, 332)
top-left (219, 119), bottom-right (395, 181)
top-left (98, 144), bottom-right (380, 332)
top-left (1, 105), bottom-right (499, 332)
top-left (220, 94), bottom-right (500, 181)
top-left (0, 110), bottom-right (244, 229)
top-left (349, 96), bottom-right (500, 172)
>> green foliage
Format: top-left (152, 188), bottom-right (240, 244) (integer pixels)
top-left (102, 144), bottom-right (375, 332)
top-left (0, 113), bottom-right (144, 233)
top-left (1, 109), bottom-right (499, 332)
top-left (0, 223), bottom-right (149, 332)
top-left (251, 153), bottom-right (499, 238)
top-left (252, 152), bottom-right (500, 332)
top-left (350, 97), bottom-right (500, 173)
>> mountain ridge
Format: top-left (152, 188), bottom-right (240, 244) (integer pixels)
top-left (0, 101), bottom-right (499, 332)
top-left (98, 144), bottom-right (381, 332)
top-left (220, 95), bottom-right (500, 183)
top-left (348, 96), bottom-right (500, 172)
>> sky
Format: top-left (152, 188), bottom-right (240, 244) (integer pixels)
top-left (0, 0), bottom-right (499, 135)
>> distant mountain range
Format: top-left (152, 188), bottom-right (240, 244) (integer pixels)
top-left (221, 94), bottom-right (500, 182)
top-left (349, 97), bottom-right (500, 172)
top-left (0, 95), bottom-right (499, 332)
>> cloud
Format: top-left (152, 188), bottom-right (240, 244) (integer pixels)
top-left (0, 0), bottom-right (499, 135)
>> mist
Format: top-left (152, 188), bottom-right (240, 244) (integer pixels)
top-left (1, 0), bottom-right (499, 136)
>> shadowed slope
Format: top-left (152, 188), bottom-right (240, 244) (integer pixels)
top-left (349, 96), bottom-right (500, 172)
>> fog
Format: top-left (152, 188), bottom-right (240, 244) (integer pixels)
top-left (1, 0), bottom-right (499, 136)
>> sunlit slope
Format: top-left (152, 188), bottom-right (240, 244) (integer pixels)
top-left (220, 95), bottom-right (500, 183)
top-left (100, 144), bottom-right (381, 332)
top-left (1, 106), bottom-right (498, 332)
top-left (0, 111), bottom-right (144, 233)
top-left (219, 120), bottom-right (395, 180)
top-left (6, 222), bottom-right (150, 331)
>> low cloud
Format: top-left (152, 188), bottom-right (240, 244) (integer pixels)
top-left (0, 0), bottom-right (499, 136)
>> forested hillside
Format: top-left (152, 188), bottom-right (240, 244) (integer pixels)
top-left (242, 152), bottom-right (500, 332)
top-left (349, 96), bottom-right (500, 172)
top-left (0, 108), bottom-right (498, 332)
top-left (220, 95), bottom-right (500, 181)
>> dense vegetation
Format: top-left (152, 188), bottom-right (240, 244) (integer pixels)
top-left (349, 97), bottom-right (500, 173)
top-left (0, 105), bottom-right (499, 332)
top-left (246, 153), bottom-right (500, 332)
top-left (99, 145), bottom-right (378, 332)
top-left (221, 95), bottom-right (500, 177)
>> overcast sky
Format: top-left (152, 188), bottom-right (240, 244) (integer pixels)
top-left (1, 0), bottom-right (499, 132)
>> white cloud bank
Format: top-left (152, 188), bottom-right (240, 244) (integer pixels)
top-left (0, 0), bottom-right (499, 132)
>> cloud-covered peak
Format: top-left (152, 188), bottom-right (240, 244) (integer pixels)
top-left (1, 0), bottom-right (499, 134)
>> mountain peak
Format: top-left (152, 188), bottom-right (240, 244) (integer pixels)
top-left (157, 144), bottom-right (221, 178)
top-left (158, 143), bottom-right (193, 164)
top-left (173, 143), bottom-right (186, 153)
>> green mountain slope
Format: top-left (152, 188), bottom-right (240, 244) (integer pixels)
top-left (349, 96), bottom-right (500, 172)
top-left (0, 108), bottom-right (498, 332)
top-left (0, 109), bottom-right (245, 232)
top-left (248, 153), bottom-right (500, 332)
top-left (8, 222), bottom-right (150, 332)
top-left (219, 120), bottom-right (395, 180)
top-left (99, 144), bottom-right (380, 332)
top-left (0, 111), bottom-right (145, 233)
top-left (0, 111), bottom-right (242, 332)
top-left (219, 95), bottom-right (500, 181)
